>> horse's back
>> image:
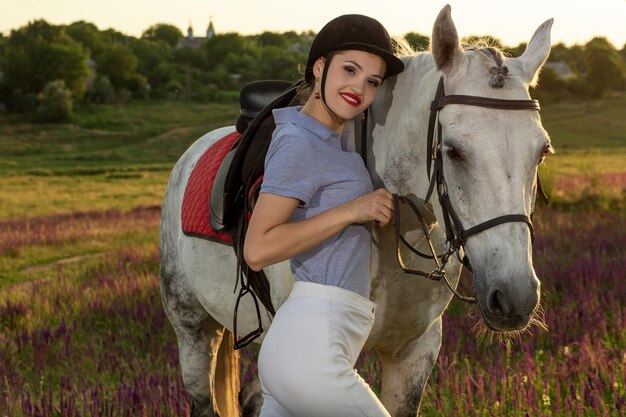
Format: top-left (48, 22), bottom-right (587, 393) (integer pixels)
top-left (160, 126), bottom-right (235, 259)
top-left (160, 126), bottom-right (238, 319)
top-left (159, 125), bottom-right (290, 337)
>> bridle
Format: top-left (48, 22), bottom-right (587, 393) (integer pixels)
top-left (390, 76), bottom-right (548, 303)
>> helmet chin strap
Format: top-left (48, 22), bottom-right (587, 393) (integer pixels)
top-left (320, 57), bottom-right (330, 104)
top-left (319, 56), bottom-right (344, 126)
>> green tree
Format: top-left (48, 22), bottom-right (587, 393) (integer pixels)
top-left (171, 46), bottom-right (207, 68)
top-left (149, 61), bottom-right (178, 97)
top-left (403, 32), bottom-right (429, 51)
top-left (85, 75), bottom-right (116, 103)
top-left (0, 34), bottom-right (7, 101)
top-left (565, 77), bottom-right (592, 99)
top-left (567, 44), bottom-right (586, 75)
top-left (37, 79), bottom-right (73, 122)
top-left (549, 43), bottom-right (571, 63)
top-left (257, 31), bottom-right (288, 48)
top-left (100, 28), bottom-right (132, 45)
top-left (126, 73), bottom-right (149, 99)
top-left (163, 79), bottom-right (183, 98)
top-left (9, 89), bottom-right (37, 112)
top-left (170, 47), bottom-right (209, 99)
top-left (0, 33), bottom-right (6, 66)
top-left (199, 32), bottom-right (262, 89)
top-left (97, 44), bottom-right (138, 89)
top-left (3, 20), bottom-right (88, 102)
top-left (205, 64), bottom-right (234, 90)
top-left (532, 66), bottom-right (566, 101)
top-left (257, 45), bottom-right (304, 81)
top-left (282, 31), bottom-right (305, 45)
top-left (129, 37), bottom-right (171, 85)
top-left (142, 23), bottom-right (183, 48)
top-left (584, 37), bottom-right (624, 97)
top-left (203, 33), bottom-right (254, 68)
top-left (547, 42), bottom-right (585, 76)
top-left (65, 21), bottom-right (107, 57)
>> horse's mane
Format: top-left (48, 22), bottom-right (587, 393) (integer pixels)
top-left (393, 35), bottom-right (419, 57)
top-left (393, 35), bottom-right (434, 72)
top-left (465, 45), bottom-right (509, 88)
top-left (393, 34), bottom-right (512, 89)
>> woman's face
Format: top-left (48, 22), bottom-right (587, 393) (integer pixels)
top-left (314, 50), bottom-right (386, 125)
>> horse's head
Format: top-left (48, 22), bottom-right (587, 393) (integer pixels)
top-left (430, 6), bottom-right (553, 333)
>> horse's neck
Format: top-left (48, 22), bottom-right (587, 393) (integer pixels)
top-left (369, 53), bottom-right (439, 196)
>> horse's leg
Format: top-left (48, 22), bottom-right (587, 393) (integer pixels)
top-left (378, 317), bottom-right (442, 417)
top-left (162, 285), bottom-right (239, 417)
top-left (239, 377), bottom-right (263, 417)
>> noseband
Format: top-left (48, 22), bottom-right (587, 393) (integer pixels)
top-left (392, 76), bottom-right (547, 303)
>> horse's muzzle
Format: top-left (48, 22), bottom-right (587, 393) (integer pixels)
top-left (478, 276), bottom-right (540, 331)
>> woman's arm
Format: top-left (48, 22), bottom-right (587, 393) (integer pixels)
top-left (243, 188), bottom-right (393, 271)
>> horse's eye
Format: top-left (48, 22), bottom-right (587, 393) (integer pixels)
top-left (538, 143), bottom-right (552, 165)
top-left (446, 147), bottom-right (463, 161)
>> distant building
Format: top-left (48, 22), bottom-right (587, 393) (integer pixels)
top-left (84, 58), bottom-right (97, 88)
top-left (544, 61), bottom-right (575, 79)
top-left (206, 19), bottom-right (215, 39)
top-left (176, 18), bottom-right (216, 49)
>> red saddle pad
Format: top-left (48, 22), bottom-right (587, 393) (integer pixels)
top-left (181, 131), bottom-right (241, 244)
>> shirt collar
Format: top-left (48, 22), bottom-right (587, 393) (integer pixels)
top-left (273, 106), bottom-right (342, 143)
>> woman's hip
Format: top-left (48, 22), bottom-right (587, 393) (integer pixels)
top-left (259, 282), bottom-right (376, 373)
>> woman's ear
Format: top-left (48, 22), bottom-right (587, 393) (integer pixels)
top-left (313, 57), bottom-right (325, 78)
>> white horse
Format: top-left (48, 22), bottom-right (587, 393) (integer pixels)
top-left (160, 6), bottom-right (553, 417)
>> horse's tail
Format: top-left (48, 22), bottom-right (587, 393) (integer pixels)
top-left (215, 329), bottom-right (241, 417)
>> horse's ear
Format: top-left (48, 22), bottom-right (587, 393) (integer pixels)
top-left (512, 18), bottom-right (554, 87)
top-left (431, 5), bottom-right (464, 74)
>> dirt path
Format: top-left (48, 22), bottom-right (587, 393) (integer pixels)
top-left (21, 252), bottom-right (109, 274)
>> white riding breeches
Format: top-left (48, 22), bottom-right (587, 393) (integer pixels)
top-left (258, 281), bottom-right (391, 417)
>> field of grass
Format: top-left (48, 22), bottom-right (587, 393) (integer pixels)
top-left (1, 95), bottom-right (624, 219)
top-left (0, 96), bottom-right (624, 416)
top-left (0, 101), bottom-right (238, 219)
top-left (536, 92), bottom-right (626, 213)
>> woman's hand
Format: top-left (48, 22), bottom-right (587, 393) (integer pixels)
top-left (342, 188), bottom-right (394, 226)
top-left (244, 188), bottom-right (393, 271)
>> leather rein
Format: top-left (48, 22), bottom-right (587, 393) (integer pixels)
top-left (382, 76), bottom-right (548, 303)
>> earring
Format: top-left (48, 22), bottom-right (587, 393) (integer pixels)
top-left (315, 91), bottom-right (320, 99)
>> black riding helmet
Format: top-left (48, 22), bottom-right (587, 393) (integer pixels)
top-left (305, 14), bottom-right (404, 83)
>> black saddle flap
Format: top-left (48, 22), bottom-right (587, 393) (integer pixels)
top-left (240, 80), bottom-right (294, 118)
top-left (236, 80), bottom-right (294, 133)
top-left (209, 80), bottom-right (302, 349)
top-left (209, 147), bottom-right (237, 231)
top-left (209, 80), bottom-right (300, 233)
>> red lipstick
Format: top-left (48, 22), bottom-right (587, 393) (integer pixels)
top-left (340, 92), bottom-right (361, 107)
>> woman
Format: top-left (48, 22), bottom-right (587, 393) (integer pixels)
top-left (244, 14), bottom-right (404, 417)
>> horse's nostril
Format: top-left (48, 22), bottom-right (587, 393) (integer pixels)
top-left (488, 290), bottom-right (505, 315)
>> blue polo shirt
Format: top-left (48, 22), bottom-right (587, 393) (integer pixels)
top-left (260, 106), bottom-right (374, 297)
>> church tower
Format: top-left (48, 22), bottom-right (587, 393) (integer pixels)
top-left (206, 17), bottom-right (215, 39)
top-left (187, 22), bottom-right (194, 39)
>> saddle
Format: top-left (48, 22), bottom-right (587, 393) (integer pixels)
top-left (210, 80), bottom-right (296, 233)
top-left (208, 79), bottom-right (300, 348)
top-left (181, 131), bottom-right (240, 245)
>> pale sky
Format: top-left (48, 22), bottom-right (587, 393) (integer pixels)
top-left (2, 0), bottom-right (625, 48)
